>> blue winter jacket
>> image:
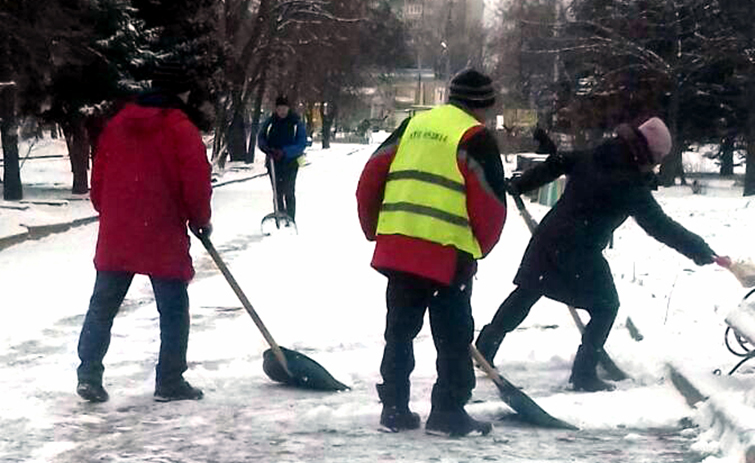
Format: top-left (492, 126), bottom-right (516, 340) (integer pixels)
top-left (257, 111), bottom-right (307, 162)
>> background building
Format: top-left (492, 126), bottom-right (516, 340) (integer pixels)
top-left (362, 0), bottom-right (486, 130)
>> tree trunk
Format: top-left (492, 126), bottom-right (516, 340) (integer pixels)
top-left (659, 78), bottom-right (685, 186)
top-left (304, 102), bottom-right (315, 137)
top-left (227, 94), bottom-right (247, 163)
top-left (745, 145), bottom-right (755, 197)
top-left (659, 15), bottom-right (685, 188)
top-left (63, 117), bottom-right (91, 194)
top-left (320, 102), bottom-right (336, 150)
top-left (745, 108), bottom-right (755, 196)
top-left (1, 83), bottom-right (22, 200)
top-left (744, 82), bottom-right (755, 197)
top-left (247, 55), bottom-right (272, 164)
top-left (211, 99), bottom-right (229, 169)
top-left (227, 111), bottom-right (247, 162)
top-left (720, 135), bottom-right (735, 177)
top-left (224, 0), bottom-right (275, 165)
top-left (247, 93), bottom-right (263, 164)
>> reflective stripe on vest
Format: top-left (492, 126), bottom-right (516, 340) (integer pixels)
top-left (377, 104), bottom-right (482, 258)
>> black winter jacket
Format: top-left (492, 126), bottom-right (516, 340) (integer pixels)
top-left (510, 135), bottom-right (714, 309)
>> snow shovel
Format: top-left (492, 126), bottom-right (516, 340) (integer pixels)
top-left (715, 256), bottom-right (755, 288)
top-left (470, 345), bottom-right (578, 430)
top-left (196, 232), bottom-right (348, 391)
top-left (509, 191), bottom-right (629, 381)
top-left (260, 158), bottom-right (297, 235)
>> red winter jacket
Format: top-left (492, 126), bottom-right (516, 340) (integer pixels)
top-left (91, 100), bottom-right (212, 282)
top-left (356, 113), bottom-right (508, 285)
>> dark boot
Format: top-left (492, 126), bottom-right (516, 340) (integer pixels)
top-left (154, 379), bottom-right (204, 402)
top-left (569, 344), bottom-right (616, 392)
top-left (425, 384), bottom-right (491, 437)
top-left (425, 407), bottom-right (492, 437)
top-left (475, 324), bottom-right (504, 369)
top-left (380, 406), bottom-right (421, 432)
top-left (376, 383), bottom-right (420, 432)
top-left (76, 381), bottom-right (109, 403)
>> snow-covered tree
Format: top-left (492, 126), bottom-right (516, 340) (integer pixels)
top-left (46, 0), bottom-right (159, 194)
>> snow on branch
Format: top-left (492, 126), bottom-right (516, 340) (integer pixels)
top-left (274, 0), bottom-right (363, 26)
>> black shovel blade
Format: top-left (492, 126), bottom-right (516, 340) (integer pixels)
top-left (493, 372), bottom-right (578, 430)
top-left (263, 346), bottom-right (350, 391)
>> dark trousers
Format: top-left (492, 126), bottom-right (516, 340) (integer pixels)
top-left (487, 285), bottom-right (618, 351)
top-left (270, 160), bottom-right (299, 220)
top-left (77, 270), bottom-right (190, 387)
top-left (379, 271), bottom-right (475, 410)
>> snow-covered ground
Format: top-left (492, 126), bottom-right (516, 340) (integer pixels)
top-left (1, 136), bottom-right (754, 462)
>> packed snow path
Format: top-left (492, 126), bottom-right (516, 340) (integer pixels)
top-left (4, 142), bottom-right (753, 462)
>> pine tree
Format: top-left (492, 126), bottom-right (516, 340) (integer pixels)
top-left (47, 0), bottom-right (158, 194)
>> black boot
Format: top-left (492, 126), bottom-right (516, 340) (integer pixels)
top-left (425, 384), bottom-right (491, 437)
top-left (154, 379), bottom-right (204, 402)
top-left (475, 324), bottom-right (504, 369)
top-left (569, 344), bottom-right (616, 392)
top-left (376, 383), bottom-right (420, 432)
top-left (380, 406), bottom-right (421, 432)
top-left (77, 381), bottom-right (109, 403)
top-left (425, 407), bottom-right (492, 437)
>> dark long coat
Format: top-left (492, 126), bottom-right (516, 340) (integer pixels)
top-left (510, 135), bottom-right (713, 310)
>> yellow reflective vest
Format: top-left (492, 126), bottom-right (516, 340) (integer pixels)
top-left (376, 104), bottom-right (483, 258)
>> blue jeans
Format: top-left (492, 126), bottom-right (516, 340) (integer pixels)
top-left (77, 271), bottom-right (190, 388)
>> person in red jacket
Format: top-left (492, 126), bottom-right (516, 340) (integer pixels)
top-left (76, 62), bottom-right (213, 403)
top-left (356, 69), bottom-right (507, 436)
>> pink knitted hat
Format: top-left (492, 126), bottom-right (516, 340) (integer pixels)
top-left (638, 117), bottom-right (672, 163)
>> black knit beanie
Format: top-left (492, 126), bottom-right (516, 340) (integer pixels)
top-left (275, 95), bottom-right (290, 107)
top-left (449, 68), bottom-right (496, 108)
top-left (152, 61), bottom-right (194, 95)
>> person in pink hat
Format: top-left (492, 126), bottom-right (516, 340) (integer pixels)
top-left (475, 117), bottom-right (717, 392)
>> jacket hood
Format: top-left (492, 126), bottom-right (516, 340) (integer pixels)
top-left (115, 92), bottom-right (189, 133)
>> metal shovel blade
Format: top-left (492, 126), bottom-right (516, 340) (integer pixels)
top-left (263, 347), bottom-right (350, 391)
top-left (196, 232), bottom-right (348, 391)
top-left (260, 212), bottom-right (297, 235)
top-left (471, 345), bottom-right (578, 430)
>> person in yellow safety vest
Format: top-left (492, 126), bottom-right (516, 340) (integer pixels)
top-left (356, 69), bottom-right (508, 437)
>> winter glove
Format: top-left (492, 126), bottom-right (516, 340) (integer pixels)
top-left (533, 127), bottom-right (557, 155)
top-left (190, 222), bottom-right (213, 239)
top-left (503, 177), bottom-right (521, 196)
top-left (691, 244), bottom-right (715, 266)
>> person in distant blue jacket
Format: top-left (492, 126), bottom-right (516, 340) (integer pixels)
top-left (258, 95), bottom-right (307, 220)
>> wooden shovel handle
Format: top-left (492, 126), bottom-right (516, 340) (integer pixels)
top-left (197, 233), bottom-right (291, 376)
top-left (470, 345), bottom-right (509, 388)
